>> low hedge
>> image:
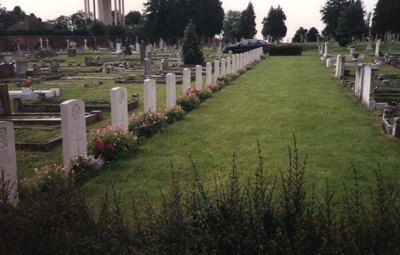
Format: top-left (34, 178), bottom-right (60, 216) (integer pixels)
top-left (268, 44), bottom-right (303, 56)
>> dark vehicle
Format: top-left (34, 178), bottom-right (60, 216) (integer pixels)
top-left (222, 39), bottom-right (270, 53)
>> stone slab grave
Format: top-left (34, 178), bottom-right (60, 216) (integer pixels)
top-left (111, 87), bottom-right (129, 131)
top-left (16, 61), bottom-right (28, 76)
top-left (0, 121), bottom-right (18, 204)
top-left (49, 59), bottom-right (60, 72)
top-left (0, 84), bottom-right (11, 116)
top-left (61, 99), bottom-right (87, 170)
top-left (9, 87), bottom-right (60, 101)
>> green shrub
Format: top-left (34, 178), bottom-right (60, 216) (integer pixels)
top-left (128, 111), bottom-right (167, 139)
top-left (182, 20), bottom-right (204, 65)
top-left (197, 89), bottom-right (212, 102)
top-left (268, 44), bottom-right (303, 56)
top-left (163, 105), bottom-right (185, 124)
top-left (176, 95), bottom-right (201, 112)
top-left (88, 125), bottom-right (137, 161)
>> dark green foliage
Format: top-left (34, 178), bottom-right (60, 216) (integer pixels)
top-left (2, 139), bottom-right (400, 254)
top-left (163, 105), bottom-right (185, 124)
top-left (176, 95), bottom-right (201, 112)
top-left (372, 0), bottom-right (400, 35)
top-left (268, 45), bottom-right (303, 56)
top-left (335, 0), bottom-right (367, 46)
top-left (197, 89), bottom-right (212, 102)
top-left (143, 0), bottom-right (224, 41)
top-left (307, 27), bottom-right (320, 42)
top-left (292, 27), bottom-right (308, 43)
top-left (125, 11), bottom-right (143, 26)
top-left (223, 10), bottom-right (241, 42)
top-left (237, 2), bottom-right (257, 39)
top-left (262, 5), bottom-right (287, 42)
top-left (108, 24), bottom-right (127, 37)
top-left (88, 20), bottom-right (108, 36)
top-left (182, 20), bottom-right (204, 65)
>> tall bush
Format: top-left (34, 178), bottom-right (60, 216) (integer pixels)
top-left (182, 20), bottom-right (204, 65)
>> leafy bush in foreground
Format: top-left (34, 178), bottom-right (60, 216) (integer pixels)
top-left (1, 138), bottom-right (400, 254)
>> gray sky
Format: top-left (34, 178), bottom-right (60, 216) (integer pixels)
top-left (1, 0), bottom-right (378, 41)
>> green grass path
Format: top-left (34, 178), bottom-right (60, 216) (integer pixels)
top-left (84, 51), bottom-right (400, 206)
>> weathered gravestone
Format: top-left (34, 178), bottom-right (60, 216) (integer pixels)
top-left (375, 39), bottom-right (381, 58)
top-left (16, 61), bottom-right (27, 76)
top-left (115, 42), bottom-right (122, 53)
top-left (159, 38), bottom-right (164, 51)
top-left (111, 87), bottom-right (129, 131)
top-left (61, 99), bottom-right (87, 170)
top-left (183, 68), bottom-right (191, 93)
top-left (144, 58), bottom-right (152, 78)
top-left (195, 65), bottom-right (203, 90)
top-left (166, 73), bottom-right (176, 107)
top-left (361, 64), bottom-right (373, 108)
top-left (0, 121), bottom-right (18, 204)
top-left (177, 53), bottom-right (183, 67)
top-left (0, 63), bottom-right (15, 77)
top-left (49, 59), bottom-right (60, 72)
top-left (206, 62), bottom-right (212, 85)
top-left (140, 40), bottom-right (146, 63)
top-left (68, 49), bottom-right (77, 57)
top-left (0, 84), bottom-right (11, 116)
top-left (39, 38), bottom-right (43, 49)
top-left (144, 79), bottom-right (156, 112)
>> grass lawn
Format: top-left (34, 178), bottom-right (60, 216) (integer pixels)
top-left (81, 49), bottom-right (400, 210)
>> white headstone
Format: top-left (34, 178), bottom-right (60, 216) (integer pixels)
top-left (111, 87), bottom-right (129, 131)
top-left (236, 54), bottom-right (240, 71)
top-left (227, 57), bottom-right (231, 74)
top-left (323, 42), bottom-right (328, 58)
top-left (159, 38), bottom-right (164, 50)
top-left (221, 58), bottom-right (226, 77)
top-left (166, 73), bottom-right (176, 107)
top-left (183, 68), bottom-right (191, 93)
top-left (206, 62), bottom-right (212, 85)
top-left (116, 42), bottom-right (122, 53)
top-left (361, 64), bottom-right (372, 107)
top-left (195, 65), bottom-right (203, 90)
top-left (177, 53), bottom-right (183, 67)
top-left (214, 60), bottom-right (220, 82)
top-left (354, 64), bottom-right (364, 99)
top-left (61, 99), bottom-right (87, 170)
top-left (326, 57), bottom-right (333, 68)
top-left (0, 121), bottom-right (18, 204)
top-left (335, 55), bottom-right (343, 78)
top-left (39, 38), bottom-right (43, 49)
top-left (66, 39), bottom-right (70, 49)
top-left (375, 39), bottom-right (381, 57)
top-left (135, 42), bottom-right (140, 52)
top-left (84, 38), bottom-right (88, 50)
top-left (144, 79), bottom-right (156, 112)
top-left (232, 55), bottom-right (236, 73)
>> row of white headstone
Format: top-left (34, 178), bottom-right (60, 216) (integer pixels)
top-left (1, 86), bottom-right (130, 204)
top-left (143, 47), bottom-right (264, 112)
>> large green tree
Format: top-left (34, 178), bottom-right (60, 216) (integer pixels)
top-left (292, 27), bottom-right (308, 43)
top-left (307, 27), bottom-right (320, 42)
top-left (223, 10), bottom-right (241, 42)
top-left (182, 20), bottom-right (203, 65)
top-left (320, 0), bottom-right (348, 38)
top-left (372, 0), bottom-right (400, 35)
top-left (335, 0), bottom-right (367, 46)
top-left (237, 2), bottom-right (257, 39)
top-left (125, 11), bottom-right (143, 26)
top-left (261, 5), bottom-right (287, 42)
top-left (144, 0), bottom-right (224, 42)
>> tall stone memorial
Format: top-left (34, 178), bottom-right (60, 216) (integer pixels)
top-left (144, 79), bottom-right (156, 112)
top-left (61, 99), bottom-right (87, 170)
top-left (111, 87), bottom-right (129, 131)
top-left (0, 121), bottom-right (18, 204)
top-left (166, 73), bottom-right (177, 107)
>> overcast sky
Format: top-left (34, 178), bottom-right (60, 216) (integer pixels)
top-left (1, 0), bottom-right (378, 41)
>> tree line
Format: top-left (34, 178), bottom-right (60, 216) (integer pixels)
top-left (1, 0), bottom-right (399, 45)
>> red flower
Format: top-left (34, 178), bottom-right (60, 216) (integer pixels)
top-left (95, 140), bottom-right (105, 152)
top-left (107, 143), bottom-right (115, 153)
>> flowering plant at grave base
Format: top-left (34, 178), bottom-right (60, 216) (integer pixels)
top-left (197, 88), bottom-right (213, 102)
top-left (20, 164), bottom-right (70, 192)
top-left (176, 94), bottom-right (201, 112)
top-left (207, 82), bottom-right (222, 92)
top-left (128, 110), bottom-right (167, 139)
top-left (162, 105), bottom-right (185, 124)
top-left (186, 87), bottom-right (200, 96)
top-left (70, 155), bottom-right (105, 186)
top-left (88, 125), bottom-right (137, 161)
